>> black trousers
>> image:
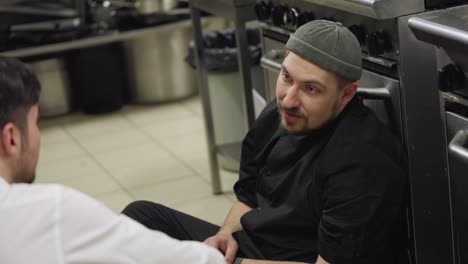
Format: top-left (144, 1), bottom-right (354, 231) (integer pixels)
top-left (122, 201), bottom-right (260, 258)
top-left (122, 201), bottom-right (221, 242)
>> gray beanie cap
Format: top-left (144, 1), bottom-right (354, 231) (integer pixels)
top-left (286, 20), bottom-right (362, 81)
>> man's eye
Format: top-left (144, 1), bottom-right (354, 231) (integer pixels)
top-left (282, 74), bottom-right (291, 81)
top-left (304, 86), bottom-right (317, 94)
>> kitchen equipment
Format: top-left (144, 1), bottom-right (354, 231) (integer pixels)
top-left (0, 1), bottom-right (83, 51)
top-left (132, 0), bottom-right (177, 15)
top-left (28, 57), bottom-right (72, 117)
top-left (297, 0), bottom-right (468, 19)
top-left (408, 6), bottom-right (468, 263)
top-left (122, 19), bottom-right (196, 103)
top-left (68, 43), bottom-right (127, 114)
top-left (0, 1), bottom-right (79, 20)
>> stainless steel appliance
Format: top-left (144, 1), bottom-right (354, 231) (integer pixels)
top-left (258, 0), bottom-right (468, 20)
top-left (0, 1), bottom-right (84, 51)
top-left (255, 1), bottom-right (464, 263)
top-left (408, 6), bottom-right (468, 264)
top-left (122, 19), bottom-right (197, 103)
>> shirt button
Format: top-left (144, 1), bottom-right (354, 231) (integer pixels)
top-left (257, 207), bottom-right (262, 210)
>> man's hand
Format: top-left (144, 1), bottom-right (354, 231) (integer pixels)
top-left (204, 233), bottom-right (239, 264)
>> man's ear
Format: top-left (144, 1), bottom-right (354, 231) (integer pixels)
top-left (0, 123), bottom-right (21, 156)
top-left (340, 82), bottom-right (358, 108)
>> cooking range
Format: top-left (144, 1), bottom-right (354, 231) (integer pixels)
top-left (253, 0), bottom-right (468, 263)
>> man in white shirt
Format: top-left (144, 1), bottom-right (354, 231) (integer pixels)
top-left (0, 56), bottom-right (225, 264)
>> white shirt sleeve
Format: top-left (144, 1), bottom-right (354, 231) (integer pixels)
top-left (57, 186), bottom-right (224, 264)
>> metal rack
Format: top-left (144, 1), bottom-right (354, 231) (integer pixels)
top-left (189, 0), bottom-right (256, 194)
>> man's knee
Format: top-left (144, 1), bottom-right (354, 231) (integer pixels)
top-left (121, 200), bottom-right (165, 217)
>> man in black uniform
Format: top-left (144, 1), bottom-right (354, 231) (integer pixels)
top-left (122, 20), bottom-right (407, 264)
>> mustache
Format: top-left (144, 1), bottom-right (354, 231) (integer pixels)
top-left (278, 102), bottom-right (302, 117)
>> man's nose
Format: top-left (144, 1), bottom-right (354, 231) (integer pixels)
top-left (282, 86), bottom-right (300, 109)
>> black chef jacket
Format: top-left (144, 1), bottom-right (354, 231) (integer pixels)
top-left (233, 97), bottom-right (407, 263)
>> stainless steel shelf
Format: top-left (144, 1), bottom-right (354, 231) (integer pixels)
top-left (1, 19), bottom-right (194, 58)
top-left (190, 0), bottom-right (256, 194)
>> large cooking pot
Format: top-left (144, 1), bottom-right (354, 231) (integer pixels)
top-left (132, 0), bottom-right (177, 15)
top-left (28, 58), bottom-right (72, 117)
top-left (122, 19), bottom-right (195, 103)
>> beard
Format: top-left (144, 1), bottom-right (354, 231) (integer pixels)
top-left (14, 159), bottom-right (36, 184)
top-left (277, 103), bottom-right (305, 135)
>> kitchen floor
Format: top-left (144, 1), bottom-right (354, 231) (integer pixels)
top-left (36, 96), bottom-right (238, 225)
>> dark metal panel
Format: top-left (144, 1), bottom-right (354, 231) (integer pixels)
top-left (399, 14), bottom-right (454, 264)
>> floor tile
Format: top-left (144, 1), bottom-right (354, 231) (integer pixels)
top-left (187, 156), bottom-right (211, 180)
top-left (158, 129), bottom-right (209, 164)
top-left (76, 128), bottom-right (152, 155)
top-left (63, 113), bottom-right (133, 140)
top-left (142, 116), bottom-right (205, 141)
top-left (122, 103), bottom-right (195, 127)
top-left (195, 164), bottom-right (239, 192)
top-left (173, 195), bottom-right (233, 225)
top-left (93, 143), bottom-right (194, 189)
top-left (39, 124), bottom-right (73, 146)
top-left (180, 96), bottom-right (203, 116)
top-left (128, 176), bottom-right (212, 207)
top-left (36, 155), bottom-right (121, 196)
top-left (224, 192), bottom-right (237, 203)
top-left (39, 140), bottom-right (86, 163)
top-left (94, 189), bottom-right (135, 214)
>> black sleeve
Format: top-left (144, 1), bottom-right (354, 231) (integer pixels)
top-left (316, 143), bottom-right (406, 264)
top-left (234, 100), bottom-right (279, 208)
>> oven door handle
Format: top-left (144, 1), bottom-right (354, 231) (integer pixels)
top-left (260, 49), bottom-right (284, 73)
top-left (356, 87), bottom-right (391, 100)
top-left (449, 130), bottom-right (468, 165)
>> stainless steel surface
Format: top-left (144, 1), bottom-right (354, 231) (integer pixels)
top-left (399, 14), bottom-right (454, 264)
top-left (446, 112), bottom-right (468, 264)
top-left (302, 0), bottom-right (423, 19)
top-left (122, 20), bottom-right (196, 102)
top-left (0, 21), bottom-right (190, 58)
top-left (190, 0), bottom-right (257, 194)
top-left (449, 129), bottom-right (468, 165)
top-left (191, 5), bottom-right (222, 194)
top-left (0, 5), bottom-right (78, 18)
top-left (10, 18), bottom-right (81, 31)
top-left (260, 34), bottom-right (285, 101)
top-left (443, 92), bottom-right (468, 108)
top-left (29, 58), bottom-right (71, 117)
top-left (357, 70), bottom-right (401, 136)
top-left (133, 0), bottom-right (177, 14)
top-left (408, 5), bottom-right (468, 57)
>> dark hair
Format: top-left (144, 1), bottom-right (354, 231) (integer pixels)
top-left (0, 56), bottom-right (41, 132)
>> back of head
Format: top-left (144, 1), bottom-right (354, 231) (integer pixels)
top-left (0, 56), bottom-right (41, 132)
top-left (286, 20), bottom-right (362, 82)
